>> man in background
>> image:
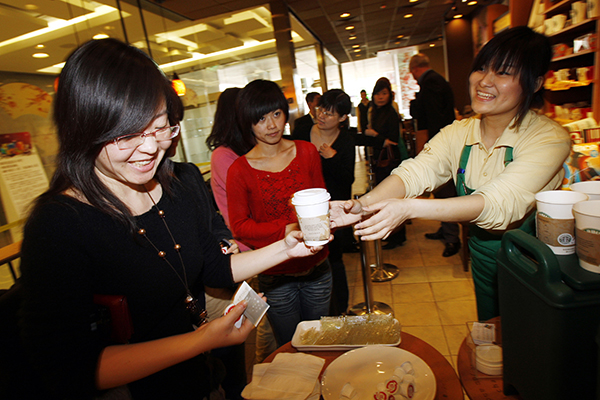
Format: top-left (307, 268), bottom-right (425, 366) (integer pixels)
top-left (409, 53), bottom-right (460, 257)
top-left (356, 89), bottom-right (370, 133)
top-left (292, 92), bottom-right (321, 135)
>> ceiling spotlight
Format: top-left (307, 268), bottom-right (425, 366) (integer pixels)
top-left (35, 44), bottom-right (45, 49)
top-left (453, 14), bottom-right (463, 18)
top-left (93, 33), bottom-right (110, 40)
top-left (345, 25), bottom-right (355, 30)
top-left (410, 0), bottom-right (418, 2)
top-left (352, 44), bottom-right (360, 48)
top-left (397, 34), bottom-right (404, 39)
top-left (24, 4), bottom-right (38, 10)
top-left (349, 36), bottom-right (357, 40)
top-left (380, 4), bottom-right (387, 9)
top-left (354, 49), bottom-right (361, 52)
top-left (429, 43), bottom-right (435, 47)
top-left (340, 12), bottom-right (351, 18)
top-left (451, 5), bottom-right (457, 11)
top-left (404, 13), bottom-right (413, 18)
top-left (468, 0), bottom-right (477, 4)
top-left (32, 53), bottom-right (49, 58)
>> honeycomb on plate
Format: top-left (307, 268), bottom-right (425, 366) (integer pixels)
top-left (299, 314), bottom-right (401, 345)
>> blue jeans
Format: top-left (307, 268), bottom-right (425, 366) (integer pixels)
top-left (258, 260), bottom-right (332, 347)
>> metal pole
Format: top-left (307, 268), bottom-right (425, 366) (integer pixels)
top-left (348, 195), bottom-right (394, 316)
top-left (364, 146), bottom-right (399, 282)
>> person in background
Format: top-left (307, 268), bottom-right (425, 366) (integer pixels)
top-left (18, 38), bottom-right (326, 399)
top-left (227, 79), bottom-right (332, 347)
top-left (292, 91), bottom-right (321, 135)
top-left (409, 53), bottom-right (461, 258)
top-left (364, 77), bottom-right (408, 250)
top-left (357, 89), bottom-right (370, 133)
top-left (206, 87), bottom-right (251, 237)
top-left (206, 88), bottom-right (278, 364)
top-left (292, 89), bottom-right (355, 315)
top-left (331, 26), bottom-right (571, 321)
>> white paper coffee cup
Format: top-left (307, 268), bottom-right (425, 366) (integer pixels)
top-left (570, 181), bottom-right (600, 200)
top-left (535, 190), bottom-right (589, 254)
top-left (291, 188), bottom-right (331, 246)
top-left (573, 200), bottom-right (600, 273)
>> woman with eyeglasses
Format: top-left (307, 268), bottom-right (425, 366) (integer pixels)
top-left (18, 39), bottom-right (326, 399)
top-left (227, 79), bottom-right (332, 348)
top-left (291, 89), bottom-right (354, 316)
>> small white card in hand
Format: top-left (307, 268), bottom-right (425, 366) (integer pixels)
top-left (225, 281), bottom-right (269, 328)
top-left (471, 322), bottom-right (496, 345)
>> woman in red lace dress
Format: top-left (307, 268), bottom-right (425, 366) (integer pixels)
top-left (227, 79), bottom-right (332, 347)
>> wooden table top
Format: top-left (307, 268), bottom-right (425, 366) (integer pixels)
top-left (262, 331), bottom-right (463, 400)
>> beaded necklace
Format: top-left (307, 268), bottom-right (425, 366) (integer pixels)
top-left (137, 187), bottom-right (207, 328)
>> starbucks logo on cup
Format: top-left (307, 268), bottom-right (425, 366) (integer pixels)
top-left (557, 233), bottom-right (575, 246)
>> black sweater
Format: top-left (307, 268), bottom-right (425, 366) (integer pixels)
top-left (19, 163), bottom-right (234, 399)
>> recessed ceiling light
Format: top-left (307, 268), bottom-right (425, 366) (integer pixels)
top-left (409, 0), bottom-right (418, 2)
top-left (349, 36), bottom-right (357, 40)
top-left (397, 34), bottom-right (404, 39)
top-left (352, 44), bottom-right (360, 48)
top-left (404, 13), bottom-right (413, 18)
top-left (453, 14), bottom-right (463, 19)
top-left (33, 53), bottom-right (49, 58)
top-left (380, 4), bottom-right (387, 9)
top-left (354, 49), bottom-right (361, 52)
top-left (24, 4), bottom-right (38, 10)
top-left (35, 44), bottom-right (45, 49)
top-left (429, 43), bottom-right (435, 47)
top-left (93, 33), bottom-right (110, 40)
top-left (468, 0), bottom-right (477, 5)
top-left (345, 25), bottom-right (355, 30)
top-left (340, 12), bottom-right (351, 18)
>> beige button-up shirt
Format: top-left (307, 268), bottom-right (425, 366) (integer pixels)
top-left (393, 110), bottom-right (571, 231)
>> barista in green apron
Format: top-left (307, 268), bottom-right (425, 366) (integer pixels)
top-left (456, 145), bottom-right (535, 320)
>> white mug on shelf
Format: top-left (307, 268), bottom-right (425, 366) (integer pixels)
top-left (587, 0), bottom-right (599, 18)
top-left (544, 18), bottom-right (556, 34)
top-left (572, 1), bottom-right (587, 24)
top-left (552, 14), bottom-right (567, 31)
top-left (577, 67), bottom-right (590, 81)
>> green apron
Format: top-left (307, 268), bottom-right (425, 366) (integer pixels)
top-left (456, 145), bottom-right (535, 320)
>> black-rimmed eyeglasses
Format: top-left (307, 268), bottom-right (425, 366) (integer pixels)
top-left (113, 125), bottom-right (180, 150)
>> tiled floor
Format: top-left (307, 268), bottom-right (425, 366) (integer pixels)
top-left (244, 150), bottom-right (479, 388)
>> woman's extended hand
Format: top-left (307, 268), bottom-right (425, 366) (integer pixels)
top-left (353, 198), bottom-right (412, 241)
top-left (330, 200), bottom-right (364, 229)
top-left (224, 239), bottom-right (240, 254)
top-left (198, 301), bottom-right (254, 348)
top-left (283, 230), bottom-right (331, 257)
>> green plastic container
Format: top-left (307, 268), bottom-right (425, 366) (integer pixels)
top-left (498, 230), bottom-right (600, 400)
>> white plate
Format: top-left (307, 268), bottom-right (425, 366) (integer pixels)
top-left (321, 346), bottom-right (436, 400)
top-left (291, 320), bottom-right (402, 351)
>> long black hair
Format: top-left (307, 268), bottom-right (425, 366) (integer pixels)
top-left (31, 38), bottom-right (183, 232)
top-left (471, 26), bottom-right (551, 129)
top-left (236, 79), bottom-right (289, 145)
top-left (205, 87), bottom-right (253, 156)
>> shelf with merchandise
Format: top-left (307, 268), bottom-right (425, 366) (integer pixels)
top-left (540, 0), bottom-right (600, 121)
